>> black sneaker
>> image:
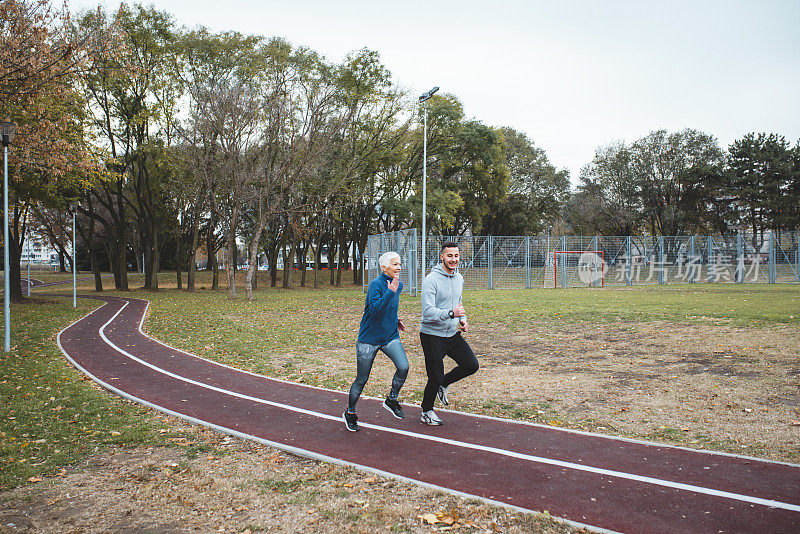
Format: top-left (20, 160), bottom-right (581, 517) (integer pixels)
top-left (343, 411), bottom-right (359, 432)
top-left (383, 398), bottom-right (405, 419)
top-left (437, 385), bottom-right (449, 406)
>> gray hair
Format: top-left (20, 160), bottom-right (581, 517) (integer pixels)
top-left (379, 251), bottom-right (400, 268)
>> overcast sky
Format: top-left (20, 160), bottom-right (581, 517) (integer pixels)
top-left (68, 0), bottom-right (800, 187)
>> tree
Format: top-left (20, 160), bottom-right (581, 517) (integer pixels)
top-left (1, 0), bottom-right (80, 101)
top-left (407, 95), bottom-right (508, 236)
top-left (482, 128), bottom-right (569, 235)
top-left (630, 129), bottom-right (725, 236)
top-left (175, 28), bottom-right (260, 292)
top-left (1, 0), bottom-right (97, 301)
top-left (566, 143), bottom-right (641, 236)
top-left (726, 133), bottom-right (798, 247)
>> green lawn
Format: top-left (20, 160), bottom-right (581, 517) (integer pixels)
top-left (472, 284), bottom-right (800, 326)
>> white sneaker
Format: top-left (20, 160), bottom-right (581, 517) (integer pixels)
top-left (437, 385), bottom-right (449, 406)
top-left (420, 410), bottom-right (443, 426)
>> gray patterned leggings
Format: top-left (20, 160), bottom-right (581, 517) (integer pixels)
top-left (347, 338), bottom-right (409, 413)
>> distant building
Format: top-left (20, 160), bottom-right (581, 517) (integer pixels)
top-left (20, 231), bottom-right (71, 269)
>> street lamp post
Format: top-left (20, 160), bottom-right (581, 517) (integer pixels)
top-left (418, 86), bottom-right (438, 286)
top-left (2, 122), bottom-right (17, 352)
top-left (69, 201), bottom-right (78, 308)
top-left (25, 223), bottom-right (30, 297)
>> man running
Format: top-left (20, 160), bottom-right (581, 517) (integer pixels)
top-left (343, 251), bottom-right (409, 432)
top-left (419, 241), bottom-right (479, 425)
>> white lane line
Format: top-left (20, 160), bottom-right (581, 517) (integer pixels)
top-left (129, 297), bottom-right (800, 468)
top-left (96, 299), bottom-right (800, 513)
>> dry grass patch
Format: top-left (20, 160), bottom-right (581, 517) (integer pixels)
top-left (0, 416), bottom-right (577, 534)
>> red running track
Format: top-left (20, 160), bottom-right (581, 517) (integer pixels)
top-left (55, 295), bottom-right (800, 534)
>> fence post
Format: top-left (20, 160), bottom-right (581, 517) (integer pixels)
top-left (626, 236), bottom-right (632, 286)
top-left (706, 236), bottom-right (713, 283)
top-left (796, 234), bottom-right (799, 283)
top-left (736, 233), bottom-right (743, 283)
top-left (488, 236), bottom-right (493, 289)
top-left (525, 236), bottom-right (530, 289)
top-left (769, 231), bottom-right (775, 284)
top-left (659, 236), bottom-right (665, 284)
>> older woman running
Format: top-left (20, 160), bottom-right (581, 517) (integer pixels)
top-left (343, 251), bottom-right (409, 432)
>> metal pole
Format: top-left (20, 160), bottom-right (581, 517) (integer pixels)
top-left (421, 100), bottom-right (427, 284)
top-left (26, 224), bottom-right (30, 296)
top-left (72, 209), bottom-right (76, 308)
top-left (3, 144), bottom-right (10, 352)
top-left (769, 231), bottom-right (775, 284)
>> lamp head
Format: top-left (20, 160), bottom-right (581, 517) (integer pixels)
top-left (418, 86), bottom-right (439, 103)
top-left (1, 122), bottom-right (17, 147)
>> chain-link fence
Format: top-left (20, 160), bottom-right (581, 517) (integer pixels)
top-left (365, 230), bottom-right (800, 293)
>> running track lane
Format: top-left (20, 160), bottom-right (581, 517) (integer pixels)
top-left (55, 296), bottom-right (800, 534)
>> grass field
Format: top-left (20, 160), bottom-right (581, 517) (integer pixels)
top-left (1, 273), bottom-right (798, 532)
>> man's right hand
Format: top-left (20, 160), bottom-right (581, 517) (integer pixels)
top-left (453, 303), bottom-right (465, 317)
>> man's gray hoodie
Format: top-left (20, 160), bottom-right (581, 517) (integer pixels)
top-left (420, 263), bottom-right (466, 337)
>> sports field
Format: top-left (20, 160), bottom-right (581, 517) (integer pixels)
top-left (1, 275), bottom-right (798, 532)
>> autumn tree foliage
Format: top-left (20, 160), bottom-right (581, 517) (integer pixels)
top-left (1, 0), bottom-right (101, 301)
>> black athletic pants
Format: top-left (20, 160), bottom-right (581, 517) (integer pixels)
top-left (420, 331), bottom-right (479, 412)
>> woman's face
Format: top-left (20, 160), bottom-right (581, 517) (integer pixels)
top-left (381, 257), bottom-right (402, 278)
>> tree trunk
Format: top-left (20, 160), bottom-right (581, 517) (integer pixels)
top-left (328, 239), bottom-right (337, 286)
top-left (211, 249), bottom-right (219, 290)
top-left (150, 228), bottom-right (159, 291)
top-left (245, 211), bottom-right (268, 301)
top-left (225, 210), bottom-right (238, 298)
top-left (116, 177), bottom-right (128, 291)
top-left (187, 202), bottom-right (202, 292)
top-left (9, 209), bottom-right (24, 302)
top-left (89, 248), bottom-right (102, 292)
top-left (313, 235), bottom-right (323, 288)
top-left (269, 250), bottom-right (278, 287)
top-left (84, 195), bottom-right (103, 292)
top-left (282, 232), bottom-right (297, 289)
top-left (299, 241), bottom-right (308, 287)
top-left (206, 214), bottom-right (219, 290)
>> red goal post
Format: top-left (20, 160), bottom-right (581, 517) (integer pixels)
top-left (553, 251), bottom-right (606, 288)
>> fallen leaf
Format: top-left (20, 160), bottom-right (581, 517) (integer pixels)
top-left (790, 420), bottom-right (800, 426)
top-left (419, 513), bottom-right (439, 525)
top-left (27, 477), bottom-right (42, 483)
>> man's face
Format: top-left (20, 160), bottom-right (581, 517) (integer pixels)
top-left (381, 257), bottom-right (401, 278)
top-left (440, 247), bottom-right (460, 272)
